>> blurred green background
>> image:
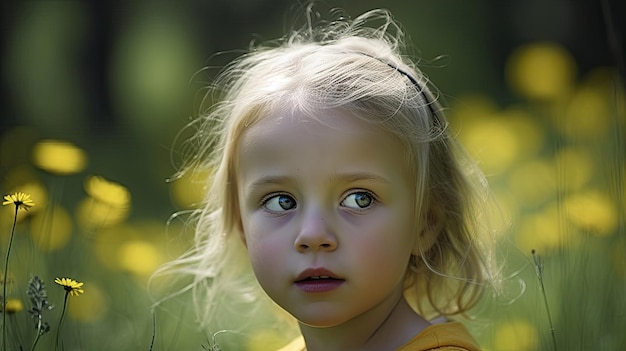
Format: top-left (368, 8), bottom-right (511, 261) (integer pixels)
top-left (1, 0), bottom-right (624, 350)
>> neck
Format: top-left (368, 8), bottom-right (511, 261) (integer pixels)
top-left (298, 293), bottom-right (430, 351)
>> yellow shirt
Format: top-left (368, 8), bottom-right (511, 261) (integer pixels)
top-left (277, 321), bottom-right (480, 351)
top-left (396, 321), bottom-right (481, 351)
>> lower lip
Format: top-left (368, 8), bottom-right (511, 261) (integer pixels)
top-left (295, 279), bottom-right (344, 293)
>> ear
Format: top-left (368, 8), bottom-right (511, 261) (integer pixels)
top-left (411, 204), bottom-right (445, 257)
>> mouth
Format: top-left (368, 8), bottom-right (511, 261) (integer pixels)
top-left (294, 268), bottom-right (345, 293)
top-left (295, 268), bottom-right (343, 282)
top-left (298, 275), bottom-right (338, 280)
top-left (295, 275), bottom-right (343, 283)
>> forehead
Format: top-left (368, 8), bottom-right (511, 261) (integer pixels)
top-left (236, 108), bottom-right (411, 181)
top-left (243, 109), bottom-right (381, 139)
top-left (239, 108), bottom-right (402, 153)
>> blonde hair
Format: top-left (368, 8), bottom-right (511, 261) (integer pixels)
top-left (154, 8), bottom-right (500, 336)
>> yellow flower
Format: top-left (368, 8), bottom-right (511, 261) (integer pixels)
top-left (2, 192), bottom-right (35, 211)
top-left (4, 298), bottom-right (23, 314)
top-left (54, 277), bottom-right (84, 296)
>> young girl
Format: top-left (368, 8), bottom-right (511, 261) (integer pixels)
top-left (156, 8), bottom-right (499, 351)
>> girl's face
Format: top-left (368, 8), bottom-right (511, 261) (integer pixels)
top-left (237, 109), bottom-right (416, 328)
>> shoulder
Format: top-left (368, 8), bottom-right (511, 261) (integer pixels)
top-left (395, 321), bottom-right (482, 351)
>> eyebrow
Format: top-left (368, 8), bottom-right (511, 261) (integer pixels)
top-left (246, 172), bottom-right (392, 191)
top-left (246, 175), bottom-right (293, 190)
top-left (329, 172), bottom-right (392, 185)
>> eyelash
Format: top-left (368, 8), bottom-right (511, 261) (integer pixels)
top-left (258, 190), bottom-right (378, 212)
top-left (341, 190), bottom-right (377, 210)
top-left (259, 192), bottom-right (296, 212)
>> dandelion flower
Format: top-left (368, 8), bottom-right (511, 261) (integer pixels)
top-left (2, 192), bottom-right (35, 211)
top-left (4, 298), bottom-right (23, 314)
top-left (54, 277), bottom-right (84, 348)
top-left (2, 192), bottom-right (34, 348)
top-left (54, 277), bottom-right (84, 296)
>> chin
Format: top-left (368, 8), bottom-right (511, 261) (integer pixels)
top-left (293, 311), bottom-right (349, 328)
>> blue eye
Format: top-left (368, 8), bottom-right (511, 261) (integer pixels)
top-left (341, 192), bottom-right (374, 209)
top-left (263, 194), bottom-right (297, 212)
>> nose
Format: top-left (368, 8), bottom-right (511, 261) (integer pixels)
top-left (294, 209), bottom-right (338, 253)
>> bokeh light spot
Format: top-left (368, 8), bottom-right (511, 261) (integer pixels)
top-left (84, 175), bottom-right (131, 208)
top-left (76, 197), bottom-right (130, 230)
top-left (506, 42), bottom-right (576, 101)
top-left (507, 159), bottom-right (557, 207)
top-left (170, 168), bottom-right (211, 208)
top-left (553, 147), bottom-right (593, 191)
top-left (68, 282), bottom-right (107, 322)
top-left (494, 319), bottom-right (539, 351)
top-left (500, 108), bottom-right (546, 159)
top-left (516, 203), bottom-right (579, 253)
top-left (461, 116), bottom-right (520, 175)
top-left (32, 140), bottom-right (87, 175)
top-left (565, 190), bottom-right (617, 237)
top-left (118, 240), bottom-right (161, 276)
top-left (560, 87), bottom-right (611, 139)
top-left (91, 224), bottom-right (136, 270)
top-left (30, 206), bottom-right (73, 251)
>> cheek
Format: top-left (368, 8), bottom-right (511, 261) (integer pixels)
top-left (354, 211), bottom-right (415, 271)
top-left (246, 235), bottom-right (284, 268)
top-left (242, 221), bottom-right (291, 283)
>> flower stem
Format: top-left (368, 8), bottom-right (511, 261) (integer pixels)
top-left (2, 206), bottom-right (18, 351)
top-left (30, 325), bottom-right (41, 351)
top-left (31, 311), bottom-right (44, 351)
top-left (532, 249), bottom-right (557, 351)
top-left (54, 292), bottom-right (69, 351)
